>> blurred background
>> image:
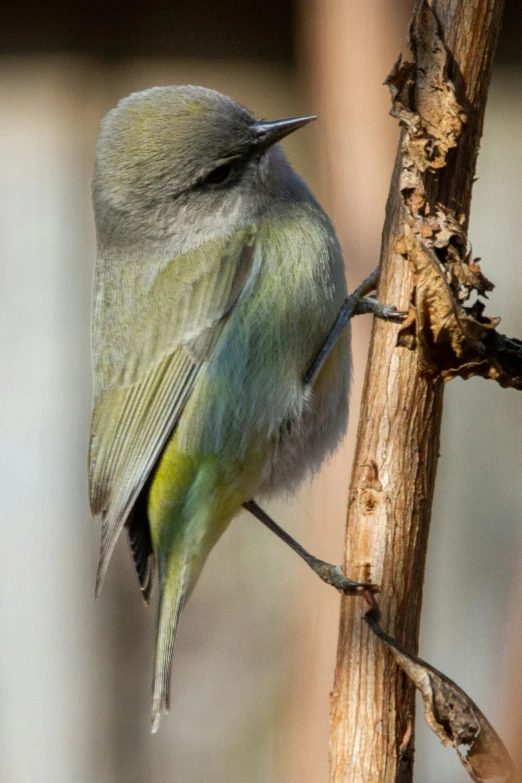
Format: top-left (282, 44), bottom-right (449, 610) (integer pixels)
top-left (1, 1), bottom-right (522, 781)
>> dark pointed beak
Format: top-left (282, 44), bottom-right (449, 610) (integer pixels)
top-left (252, 115), bottom-right (317, 149)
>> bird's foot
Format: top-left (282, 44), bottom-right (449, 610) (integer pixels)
top-left (344, 267), bottom-right (407, 323)
top-left (310, 560), bottom-right (379, 595)
top-left (353, 295), bottom-right (408, 322)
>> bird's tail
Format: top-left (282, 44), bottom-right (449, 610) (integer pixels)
top-left (151, 553), bottom-right (188, 733)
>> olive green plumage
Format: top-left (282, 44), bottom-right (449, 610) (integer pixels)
top-left (89, 85), bottom-right (350, 731)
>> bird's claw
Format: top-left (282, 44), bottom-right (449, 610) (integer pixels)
top-left (354, 295), bottom-right (408, 323)
top-left (315, 563), bottom-right (379, 595)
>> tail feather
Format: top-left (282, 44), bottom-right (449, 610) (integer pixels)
top-left (151, 558), bottom-right (188, 733)
top-left (125, 507), bottom-right (155, 604)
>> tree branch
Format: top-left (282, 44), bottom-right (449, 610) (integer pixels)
top-left (329, 2), bottom-right (506, 781)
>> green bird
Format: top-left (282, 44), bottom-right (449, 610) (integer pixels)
top-left (89, 85), bottom-right (351, 732)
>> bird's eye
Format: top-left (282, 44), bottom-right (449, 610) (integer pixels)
top-left (203, 162), bottom-right (235, 185)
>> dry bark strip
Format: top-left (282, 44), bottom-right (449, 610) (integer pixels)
top-left (329, 2), bottom-right (507, 782)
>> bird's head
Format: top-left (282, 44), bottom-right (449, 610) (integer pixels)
top-left (93, 85), bottom-right (315, 241)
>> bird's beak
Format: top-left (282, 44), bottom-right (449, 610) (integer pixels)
top-left (252, 115), bottom-right (317, 149)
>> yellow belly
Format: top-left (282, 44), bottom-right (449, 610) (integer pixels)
top-left (148, 428), bottom-right (266, 594)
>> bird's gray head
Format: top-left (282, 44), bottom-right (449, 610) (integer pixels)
top-left (92, 85), bottom-right (315, 243)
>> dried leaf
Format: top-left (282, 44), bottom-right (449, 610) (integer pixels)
top-left (385, 55), bottom-right (414, 101)
top-left (387, 4), bottom-right (466, 177)
top-left (396, 226), bottom-right (488, 373)
top-left (385, 55), bottom-right (419, 133)
top-left (446, 254), bottom-right (494, 301)
top-left (439, 341), bottom-right (522, 389)
top-left (365, 609), bottom-right (520, 783)
top-left (396, 304), bottom-right (417, 351)
top-left (409, 2), bottom-right (466, 154)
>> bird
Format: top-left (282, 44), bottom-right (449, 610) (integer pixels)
top-left (89, 85), bottom-right (351, 732)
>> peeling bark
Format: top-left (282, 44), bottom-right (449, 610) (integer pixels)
top-left (389, 3), bottom-right (522, 389)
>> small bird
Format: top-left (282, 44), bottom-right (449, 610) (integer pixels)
top-left (89, 85), bottom-right (351, 732)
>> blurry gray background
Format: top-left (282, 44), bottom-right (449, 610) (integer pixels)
top-left (0, 1), bottom-right (521, 781)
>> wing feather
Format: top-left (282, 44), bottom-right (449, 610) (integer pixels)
top-left (89, 227), bottom-right (258, 594)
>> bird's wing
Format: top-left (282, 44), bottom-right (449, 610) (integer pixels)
top-left (89, 226), bottom-right (257, 595)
